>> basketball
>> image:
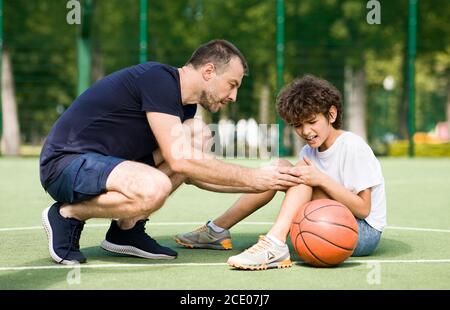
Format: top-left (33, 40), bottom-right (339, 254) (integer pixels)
top-left (290, 199), bottom-right (359, 267)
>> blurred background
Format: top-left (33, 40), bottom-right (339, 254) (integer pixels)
top-left (0, 0), bottom-right (449, 158)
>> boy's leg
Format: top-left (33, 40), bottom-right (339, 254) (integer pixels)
top-left (214, 159), bottom-right (295, 229)
top-left (227, 161), bottom-right (314, 269)
top-left (267, 183), bottom-right (330, 243)
top-left (173, 190), bottom-right (276, 250)
top-left (174, 159), bottom-right (293, 250)
top-left (351, 219), bottom-right (382, 257)
top-left (213, 191), bottom-right (277, 229)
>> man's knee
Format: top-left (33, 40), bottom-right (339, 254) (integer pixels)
top-left (107, 161), bottom-right (172, 213)
top-left (137, 171), bottom-right (172, 212)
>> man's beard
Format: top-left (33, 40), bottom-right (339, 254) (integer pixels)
top-left (199, 90), bottom-right (220, 113)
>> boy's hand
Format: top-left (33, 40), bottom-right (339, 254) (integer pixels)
top-left (295, 155), bottom-right (327, 187)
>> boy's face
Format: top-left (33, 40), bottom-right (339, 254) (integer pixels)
top-left (292, 106), bottom-right (338, 151)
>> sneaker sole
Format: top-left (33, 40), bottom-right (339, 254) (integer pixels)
top-left (227, 259), bottom-right (293, 271)
top-left (41, 207), bottom-right (83, 265)
top-left (100, 240), bottom-right (177, 259)
top-left (174, 238), bottom-right (232, 250)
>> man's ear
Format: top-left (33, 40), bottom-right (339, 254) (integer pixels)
top-left (201, 63), bottom-right (215, 81)
top-left (328, 105), bottom-right (337, 123)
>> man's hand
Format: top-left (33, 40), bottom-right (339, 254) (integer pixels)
top-left (253, 160), bottom-right (301, 191)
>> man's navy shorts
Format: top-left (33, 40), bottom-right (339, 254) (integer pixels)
top-left (46, 153), bottom-right (125, 204)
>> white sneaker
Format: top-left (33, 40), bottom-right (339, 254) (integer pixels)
top-left (227, 235), bottom-right (292, 270)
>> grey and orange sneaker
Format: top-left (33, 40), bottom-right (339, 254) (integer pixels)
top-left (174, 221), bottom-right (232, 250)
top-left (227, 235), bottom-right (292, 270)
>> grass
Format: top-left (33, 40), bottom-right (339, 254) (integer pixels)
top-left (0, 157), bottom-right (449, 289)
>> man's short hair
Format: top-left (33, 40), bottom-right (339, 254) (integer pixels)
top-left (276, 75), bottom-right (343, 129)
top-left (186, 39), bottom-right (249, 75)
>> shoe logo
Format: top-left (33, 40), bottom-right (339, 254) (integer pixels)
top-left (267, 251), bottom-right (276, 261)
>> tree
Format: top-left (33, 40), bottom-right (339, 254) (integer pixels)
top-left (1, 49), bottom-right (20, 155)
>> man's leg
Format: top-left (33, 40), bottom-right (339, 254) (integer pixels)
top-left (61, 117), bottom-right (208, 228)
top-left (59, 161), bottom-right (172, 228)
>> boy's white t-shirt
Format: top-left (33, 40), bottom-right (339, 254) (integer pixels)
top-left (299, 131), bottom-right (387, 232)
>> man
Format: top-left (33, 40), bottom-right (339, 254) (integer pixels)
top-left (40, 39), bottom-right (301, 265)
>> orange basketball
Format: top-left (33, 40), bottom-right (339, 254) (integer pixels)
top-left (290, 199), bottom-right (359, 267)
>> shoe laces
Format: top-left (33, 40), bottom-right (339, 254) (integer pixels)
top-left (245, 235), bottom-right (272, 254)
top-left (193, 225), bottom-right (208, 233)
top-left (60, 220), bottom-right (85, 263)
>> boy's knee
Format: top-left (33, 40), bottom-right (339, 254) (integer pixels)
top-left (311, 187), bottom-right (331, 200)
top-left (270, 158), bottom-right (293, 167)
top-left (294, 159), bottom-right (308, 167)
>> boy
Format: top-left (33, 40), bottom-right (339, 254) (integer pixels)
top-left (175, 75), bottom-right (386, 270)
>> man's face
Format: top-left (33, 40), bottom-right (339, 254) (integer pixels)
top-left (199, 57), bottom-right (244, 113)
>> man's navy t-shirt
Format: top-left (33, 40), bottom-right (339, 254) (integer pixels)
top-left (40, 62), bottom-right (197, 189)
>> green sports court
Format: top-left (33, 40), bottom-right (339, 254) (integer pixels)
top-left (1, 0), bottom-right (450, 294)
top-left (1, 157), bottom-right (449, 289)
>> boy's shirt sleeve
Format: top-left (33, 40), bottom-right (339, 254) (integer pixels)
top-left (341, 139), bottom-right (384, 194)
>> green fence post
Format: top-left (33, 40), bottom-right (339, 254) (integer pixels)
top-left (139, 0), bottom-right (148, 63)
top-left (0, 0), bottom-right (3, 148)
top-left (407, 0), bottom-right (417, 157)
top-left (77, 0), bottom-right (92, 96)
top-left (276, 0), bottom-right (286, 156)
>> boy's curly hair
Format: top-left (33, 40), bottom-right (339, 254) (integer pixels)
top-left (276, 75), bottom-right (343, 129)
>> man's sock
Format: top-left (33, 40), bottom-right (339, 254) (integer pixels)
top-left (207, 221), bottom-right (225, 233)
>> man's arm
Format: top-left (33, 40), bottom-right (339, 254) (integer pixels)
top-left (185, 178), bottom-right (258, 193)
top-left (147, 112), bottom-right (301, 191)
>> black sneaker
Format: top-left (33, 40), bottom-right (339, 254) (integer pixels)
top-left (42, 202), bottom-right (86, 264)
top-left (101, 220), bottom-right (177, 259)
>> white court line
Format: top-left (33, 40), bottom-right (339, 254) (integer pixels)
top-left (1, 222), bottom-right (450, 233)
top-left (1, 259), bottom-right (450, 272)
top-left (0, 262), bottom-right (227, 271)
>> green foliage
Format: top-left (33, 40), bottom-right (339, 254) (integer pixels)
top-left (388, 140), bottom-right (450, 157)
top-left (3, 0), bottom-right (450, 152)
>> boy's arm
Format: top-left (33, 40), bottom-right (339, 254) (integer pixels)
top-left (295, 156), bottom-right (371, 219)
top-left (319, 177), bottom-right (371, 219)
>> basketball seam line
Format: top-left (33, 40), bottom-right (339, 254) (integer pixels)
top-left (297, 206), bottom-right (335, 267)
top-left (297, 204), bottom-right (344, 226)
top-left (303, 219), bottom-right (358, 234)
top-left (297, 228), bottom-right (333, 267)
top-left (300, 231), bottom-right (356, 252)
top-left (296, 204), bottom-right (359, 234)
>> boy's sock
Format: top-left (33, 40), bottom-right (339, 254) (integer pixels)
top-left (207, 221), bottom-right (225, 233)
top-left (266, 234), bottom-right (285, 246)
